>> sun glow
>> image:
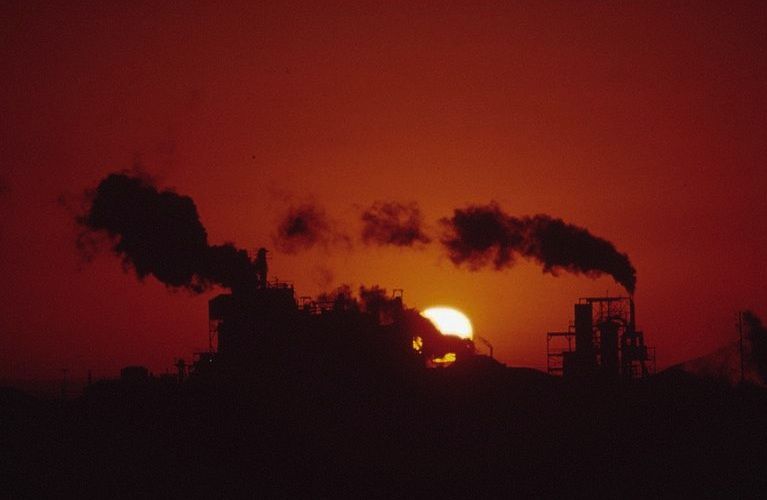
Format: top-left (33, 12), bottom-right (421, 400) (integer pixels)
top-left (421, 307), bottom-right (473, 339)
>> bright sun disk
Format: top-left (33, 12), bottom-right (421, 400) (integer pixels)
top-left (421, 307), bottom-right (473, 339)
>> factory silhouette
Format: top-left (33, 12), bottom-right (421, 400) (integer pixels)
top-left (4, 172), bottom-right (767, 496)
top-left (76, 172), bottom-right (648, 382)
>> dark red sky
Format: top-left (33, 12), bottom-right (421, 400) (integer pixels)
top-left (2, 1), bottom-right (766, 379)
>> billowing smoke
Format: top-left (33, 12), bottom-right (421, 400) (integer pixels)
top-left (440, 203), bottom-right (523, 270)
top-left (273, 203), bottom-right (337, 254)
top-left (441, 203), bottom-right (637, 293)
top-left (315, 284), bottom-right (358, 311)
top-left (359, 285), bottom-right (403, 323)
top-left (78, 173), bottom-right (258, 293)
top-left (361, 201), bottom-right (431, 247)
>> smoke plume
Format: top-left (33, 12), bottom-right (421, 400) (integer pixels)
top-left (78, 172), bottom-right (258, 293)
top-left (361, 201), bottom-right (431, 247)
top-left (358, 285), bottom-right (404, 322)
top-left (441, 203), bottom-right (637, 293)
top-left (273, 203), bottom-right (344, 254)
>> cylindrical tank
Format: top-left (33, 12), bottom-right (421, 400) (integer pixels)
top-left (599, 321), bottom-right (620, 376)
top-left (575, 303), bottom-right (594, 355)
top-left (574, 303), bottom-right (596, 374)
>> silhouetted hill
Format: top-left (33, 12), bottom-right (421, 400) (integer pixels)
top-left (0, 379), bottom-right (87, 399)
top-left (667, 328), bottom-right (766, 387)
top-left (4, 363), bottom-right (767, 497)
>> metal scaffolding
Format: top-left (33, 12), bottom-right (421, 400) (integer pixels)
top-left (547, 297), bottom-right (656, 380)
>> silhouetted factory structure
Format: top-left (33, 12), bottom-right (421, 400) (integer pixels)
top-left (198, 248), bottom-right (474, 374)
top-left (547, 297), bottom-right (655, 379)
top-left (204, 253), bottom-right (656, 379)
top-left (169, 248), bottom-right (656, 381)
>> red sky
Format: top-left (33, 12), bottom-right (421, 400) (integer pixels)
top-left (2, 1), bottom-right (766, 380)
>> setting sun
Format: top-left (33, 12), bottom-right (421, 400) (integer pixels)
top-left (421, 307), bottom-right (474, 339)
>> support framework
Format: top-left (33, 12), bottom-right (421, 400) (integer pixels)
top-left (547, 297), bottom-right (656, 379)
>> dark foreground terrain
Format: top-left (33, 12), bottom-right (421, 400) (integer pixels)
top-left (3, 359), bottom-right (767, 497)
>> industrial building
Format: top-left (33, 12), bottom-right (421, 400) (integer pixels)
top-left (198, 249), bottom-right (474, 373)
top-left (547, 297), bottom-right (656, 379)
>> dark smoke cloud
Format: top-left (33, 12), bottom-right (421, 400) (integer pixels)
top-left (441, 203), bottom-right (637, 293)
top-left (273, 203), bottom-right (329, 254)
top-left (361, 201), bottom-right (431, 247)
top-left (78, 172), bottom-right (258, 293)
top-left (315, 284), bottom-right (358, 312)
top-left (358, 285), bottom-right (403, 321)
top-left (440, 203), bottom-right (523, 270)
top-left (273, 203), bottom-right (350, 254)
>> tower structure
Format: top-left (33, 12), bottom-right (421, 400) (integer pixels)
top-left (547, 297), bottom-right (655, 379)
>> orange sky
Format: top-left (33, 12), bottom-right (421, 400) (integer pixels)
top-left (2, 1), bottom-right (766, 379)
